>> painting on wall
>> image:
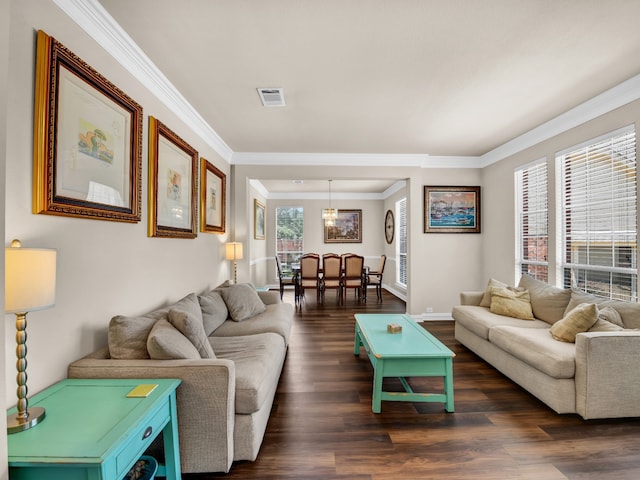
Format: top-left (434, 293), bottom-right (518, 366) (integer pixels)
top-left (200, 158), bottom-right (226, 233)
top-left (148, 117), bottom-right (198, 238)
top-left (254, 199), bottom-right (266, 240)
top-left (424, 185), bottom-right (481, 233)
top-left (324, 209), bottom-right (362, 243)
top-left (32, 30), bottom-right (143, 222)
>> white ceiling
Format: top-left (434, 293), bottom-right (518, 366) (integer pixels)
top-left (63, 1), bottom-right (640, 193)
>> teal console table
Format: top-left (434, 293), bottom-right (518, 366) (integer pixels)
top-left (8, 378), bottom-right (182, 479)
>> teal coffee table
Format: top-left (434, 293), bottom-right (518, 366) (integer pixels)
top-left (354, 314), bottom-right (455, 413)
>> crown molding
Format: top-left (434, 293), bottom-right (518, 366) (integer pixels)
top-left (52, 0), bottom-right (233, 162)
top-left (233, 152), bottom-right (428, 167)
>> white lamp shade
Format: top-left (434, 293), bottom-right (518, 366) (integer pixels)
top-left (225, 242), bottom-right (243, 261)
top-left (5, 246), bottom-right (57, 314)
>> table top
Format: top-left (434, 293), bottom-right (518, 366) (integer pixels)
top-left (7, 378), bottom-right (181, 463)
top-left (355, 314), bottom-right (454, 359)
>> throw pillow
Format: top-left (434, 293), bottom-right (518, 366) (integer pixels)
top-left (480, 278), bottom-right (509, 307)
top-left (198, 290), bottom-right (229, 335)
top-left (168, 309), bottom-right (215, 359)
top-left (589, 306), bottom-right (625, 332)
top-left (219, 283), bottom-right (266, 322)
top-left (550, 303), bottom-right (599, 342)
top-left (517, 274), bottom-right (571, 324)
top-left (489, 286), bottom-right (534, 320)
top-left (147, 319), bottom-right (201, 359)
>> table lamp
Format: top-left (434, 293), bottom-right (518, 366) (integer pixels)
top-left (225, 242), bottom-right (243, 284)
top-left (5, 239), bottom-right (57, 434)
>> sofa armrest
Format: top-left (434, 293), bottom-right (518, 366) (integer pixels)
top-left (258, 290), bottom-right (282, 305)
top-left (68, 348), bottom-right (236, 474)
top-left (460, 291), bottom-right (484, 306)
top-left (575, 331), bottom-right (640, 419)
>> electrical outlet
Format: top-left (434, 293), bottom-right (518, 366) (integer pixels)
top-left (426, 307), bottom-right (433, 313)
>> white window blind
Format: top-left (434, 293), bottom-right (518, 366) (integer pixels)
top-left (516, 160), bottom-right (548, 282)
top-left (397, 197), bottom-right (407, 286)
top-left (559, 128), bottom-right (637, 301)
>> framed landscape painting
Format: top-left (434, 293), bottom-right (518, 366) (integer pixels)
top-left (200, 158), bottom-right (226, 234)
top-left (324, 209), bottom-right (362, 243)
top-left (32, 30), bottom-right (143, 222)
top-left (148, 117), bottom-right (198, 239)
top-left (424, 186), bottom-right (481, 233)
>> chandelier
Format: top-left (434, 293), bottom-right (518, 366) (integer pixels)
top-left (322, 179), bottom-right (337, 226)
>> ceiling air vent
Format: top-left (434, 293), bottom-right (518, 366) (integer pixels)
top-left (257, 88), bottom-right (286, 107)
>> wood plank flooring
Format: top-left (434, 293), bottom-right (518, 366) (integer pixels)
top-left (185, 289), bottom-right (640, 479)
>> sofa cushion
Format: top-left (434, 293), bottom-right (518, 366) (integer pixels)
top-left (490, 286), bottom-right (534, 320)
top-left (219, 283), bottom-right (267, 322)
top-left (550, 303), bottom-right (599, 343)
top-left (589, 306), bottom-right (625, 332)
top-left (210, 333), bottom-right (286, 414)
top-left (479, 278), bottom-right (509, 307)
top-left (168, 308), bottom-right (215, 358)
top-left (211, 302), bottom-right (294, 344)
top-left (452, 305), bottom-right (549, 340)
top-left (108, 293), bottom-right (201, 359)
top-left (147, 318), bottom-right (201, 359)
top-left (198, 290), bottom-right (229, 335)
top-left (488, 326), bottom-right (576, 379)
top-left (518, 274), bottom-right (571, 324)
top-left (564, 289), bottom-right (640, 329)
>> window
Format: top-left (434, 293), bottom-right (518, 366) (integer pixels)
top-left (397, 197), bottom-right (407, 287)
top-left (276, 207), bottom-right (304, 276)
top-left (559, 128), bottom-right (637, 301)
top-left (516, 160), bottom-right (548, 281)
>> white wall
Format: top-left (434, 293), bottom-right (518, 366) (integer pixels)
top-left (4, 1), bottom-right (231, 410)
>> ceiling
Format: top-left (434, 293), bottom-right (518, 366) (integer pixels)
top-left (76, 1), bottom-right (640, 194)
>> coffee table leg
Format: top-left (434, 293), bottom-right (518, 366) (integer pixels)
top-left (354, 328), bottom-right (362, 356)
top-left (372, 361), bottom-right (383, 413)
top-left (444, 358), bottom-right (455, 412)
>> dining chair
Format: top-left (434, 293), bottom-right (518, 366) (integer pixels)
top-left (321, 253), bottom-right (342, 304)
top-left (275, 255), bottom-right (297, 300)
top-left (342, 254), bottom-right (366, 303)
top-left (366, 254), bottom-right (386, 302)
top-left (299, 253), bottom-right (321, 304)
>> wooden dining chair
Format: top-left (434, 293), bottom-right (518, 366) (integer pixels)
top-left (342, 254), bottom-right (366, 303)
top-left (321, 253), bottom-right (342, 304)
top-left (275, 255), bottom-right (297, 300)
top-left (366, 254), bottom-right (386, 302)
top-left (299, 253), bottom-right (321, 303)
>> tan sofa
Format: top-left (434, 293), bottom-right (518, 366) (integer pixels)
top-left (452, 275), bottom-right (640, 419)
top-left (68, 283), bottom-right (293, 474)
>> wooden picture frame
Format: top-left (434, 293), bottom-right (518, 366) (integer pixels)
top-left (200, 158), bottom-right (226, 234)
top-left (148, 117), bottom-right (198, 238)
top-left (254, 199), bottom-right (266, 240)
top-left (324, 209), bottom-right (362, 243)
top-left (424, 185), bottom-right (481, 233)
top-left (32, 30), bottom-right (143, 222)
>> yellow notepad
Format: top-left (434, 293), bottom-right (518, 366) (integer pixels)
top-left (126, 384), bottom-right (158, 398)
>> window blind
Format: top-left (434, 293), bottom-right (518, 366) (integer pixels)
top-left (560, 129), bottom-right (637, 301)
top-left (516, 160), bottom-right (548, 281)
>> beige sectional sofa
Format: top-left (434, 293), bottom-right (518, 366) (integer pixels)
top-left (452, 274), bottom-right (640, 420)
top-left (68, 283), bottom-right (294, 474)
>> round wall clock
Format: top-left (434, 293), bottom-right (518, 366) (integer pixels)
top-left (385, 209), bottom-right (395, 244)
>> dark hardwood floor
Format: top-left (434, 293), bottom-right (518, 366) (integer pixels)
top-left (186, 288), bottom-right (640, 479)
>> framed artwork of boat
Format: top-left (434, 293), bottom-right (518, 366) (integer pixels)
top-left (424, 186), bottom-right (481, 233)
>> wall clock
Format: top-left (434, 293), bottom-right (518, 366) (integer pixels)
top-left (385, 209), bottom-right (394, 244)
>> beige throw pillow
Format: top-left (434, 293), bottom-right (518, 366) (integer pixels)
top-left (219, 283), bottom-right (266, 321)
top-left (550, 303), bottom-right (599, 342)
top-left (198, 289), bottom-right (229, 335)
top-left (589, 306), bottom-right (625, 332)
top-left (480, 278), bottom-right (509, 307)
top-left (168, 309), bottom-right (215, 358)
top-left (489, 286), bottom-right (534, 320)
top-left (518, 274), bottom-right (571, 324)
top-left (147, 319), bottom-right (201, 360)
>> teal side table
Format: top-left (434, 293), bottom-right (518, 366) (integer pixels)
top-left (8, 378), bottom-right (182, 480)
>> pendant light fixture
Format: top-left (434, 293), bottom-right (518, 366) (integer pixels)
top-left (322, 179), bottom-right (337, 226)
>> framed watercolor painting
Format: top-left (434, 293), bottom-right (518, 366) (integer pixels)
top-left (200, 158), bottom-right (226, 234)
top-left (423, 185), bottom-right (481, 233)
top-left (148, 117), bottom-right (198, 238)
top-left (254, 199), bottom-right (266, 240)
top-left (32, 30), bottom-right (143, 222)
top-left (324, 209), bottom-right (362, 243)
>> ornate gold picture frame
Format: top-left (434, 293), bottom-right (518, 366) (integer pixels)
top-left (200, 158), bottom-right (226, 234)
top-left (254, 199), bottom-right (266, 240)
